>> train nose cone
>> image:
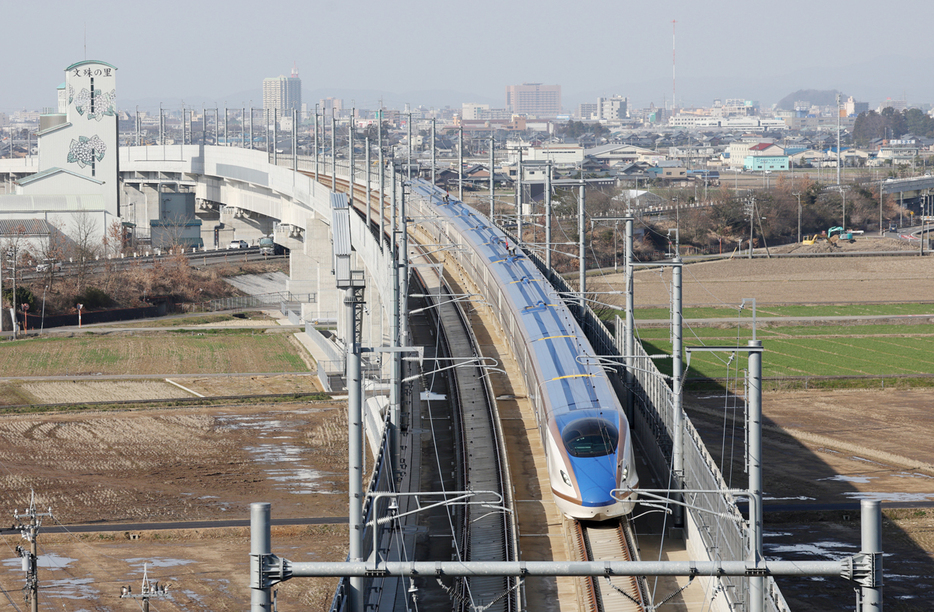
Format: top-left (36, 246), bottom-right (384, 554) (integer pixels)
top-left (575, 464), bottom-right (617, 507)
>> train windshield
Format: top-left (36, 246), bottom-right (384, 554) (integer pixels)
top-left (561, 418), bottom-right (619, 458)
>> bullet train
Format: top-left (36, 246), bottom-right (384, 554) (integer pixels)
top-left (409, 181), bottom-right (638, 520)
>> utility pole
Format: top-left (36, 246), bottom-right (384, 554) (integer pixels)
top-left (15, 491), bottom-right (52, 612)
top-left (746, 195), bottom-right (756, 258)
top-left (120, 563), bottom-right (168, 612)
top-left (880, 179), bottom-right (885, 236)
top-left (836, 93), bottom-right (842, 186)
top-left (793, 191), bottom-right (802, 243)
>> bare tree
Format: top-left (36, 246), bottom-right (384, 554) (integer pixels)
top-left (71, 211), bottom-right (100, 294)
top-left (33, 223), bottom-right (67, 292)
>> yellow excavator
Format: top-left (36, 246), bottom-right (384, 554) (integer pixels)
top-left (802, 233), bottom-right (825, 245)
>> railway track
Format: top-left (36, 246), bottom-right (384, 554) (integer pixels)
top-left (571, 519), bottom-right (648, 612)
top-left (315, 167), bottom-right (518, 610)
top-left (408, 241), bottom-right (516, 612)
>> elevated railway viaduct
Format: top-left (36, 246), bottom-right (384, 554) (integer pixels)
top-left (5, 143), bottom-right (824, 611)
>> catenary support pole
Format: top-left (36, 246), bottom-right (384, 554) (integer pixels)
top-left (314, 106), bottom-right (319, 179)
top-left (365, 136), bottom-right (371, 230)
top-left (458, 125), bottom-right (464, 202)
top-left (578, 182), bottom-right (585, 307)
top-left (345, 286), bottom-right (364, 612)
top-left (489, 135), bottom-right (495, 220)
top-left (379, 111), bottom-right (384, 249)
top-left (331, 115), bottom-right (337, 191)
top-left (407, 113), bottom-right (412, 182)
top-left (249, 503), bottom-right (272, 612)
top-left (625, 217), bottom-right (635, 425)
top-left (389, 161), bottom-right (400, 474)
top-left (861, 499), bottom-right (883, 610)
top-left (672, 258), bottom-right (685, 535)
top-left (517, 148), bottom-right (523, 242)
top-left (348, 113), bottom-right (355, 208)
top-left (748, 338), bottom-right (764, 612)
top-left (430, 118), bottom-right (436, 186)
top-left (545, 162), bottom-right (552, 270)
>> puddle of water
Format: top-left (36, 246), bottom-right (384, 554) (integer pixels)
top-left (126, 557), bottom-right (195, 569)
top-left (763, 495), bottom-right (815, 501)
top-left (765, 540), bottom-right (856, 558)
top-left (2, 553), bottom-right (77, 570)
top-left (843, 491), bottom-right (934, 503)
top-left (244, 443), bottom-right (305, 463)
top-left (818, 474), bottom-right (876, 484)
top-left (43, 577), bottom-right (98, 600)
top-left (218, 412), bottom-right (337, 495)
top-left (894, 472), bottom-right (934, 480)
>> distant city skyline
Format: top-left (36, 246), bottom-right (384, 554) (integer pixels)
top-left (2, 0), bottom-right (934, 114)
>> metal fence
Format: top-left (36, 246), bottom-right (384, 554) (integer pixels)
top-left (207, 291), bottom-right (314, 312)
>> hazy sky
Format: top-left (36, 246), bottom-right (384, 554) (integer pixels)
top-left (3, 0), bottom-right (933, 113)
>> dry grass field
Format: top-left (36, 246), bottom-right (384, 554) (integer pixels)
top-left (0, 332), bottom-right (309, 378)
top-left (591, 254), bottom-right (934, 307)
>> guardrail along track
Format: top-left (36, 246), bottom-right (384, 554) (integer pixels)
top-left (572, 520), bottom-right (647, 612)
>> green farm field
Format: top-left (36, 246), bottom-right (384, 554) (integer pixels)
top-left (640, 321), bottom-right (934, 381)
top-left (0, 330), bottom-right (310, 378)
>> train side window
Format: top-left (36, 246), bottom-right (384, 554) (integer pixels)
top-left (561, 418), bottom-right (618, 458)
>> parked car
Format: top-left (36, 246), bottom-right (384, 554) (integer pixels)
top-left (228, 240), bottom-right (249, 249)
top-left (36, 260), bottom-right (62, 273)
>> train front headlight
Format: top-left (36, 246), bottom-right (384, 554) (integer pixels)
top-left (621, 465), bottom-right (629, 481)
top-left (560, 470), bottom-right (572, 487)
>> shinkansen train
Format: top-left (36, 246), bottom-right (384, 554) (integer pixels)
top-left (408, 181), bottom-right (638, 520)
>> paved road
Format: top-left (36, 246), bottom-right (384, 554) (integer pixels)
top-left (0, 516), bottom-right (347, 535)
